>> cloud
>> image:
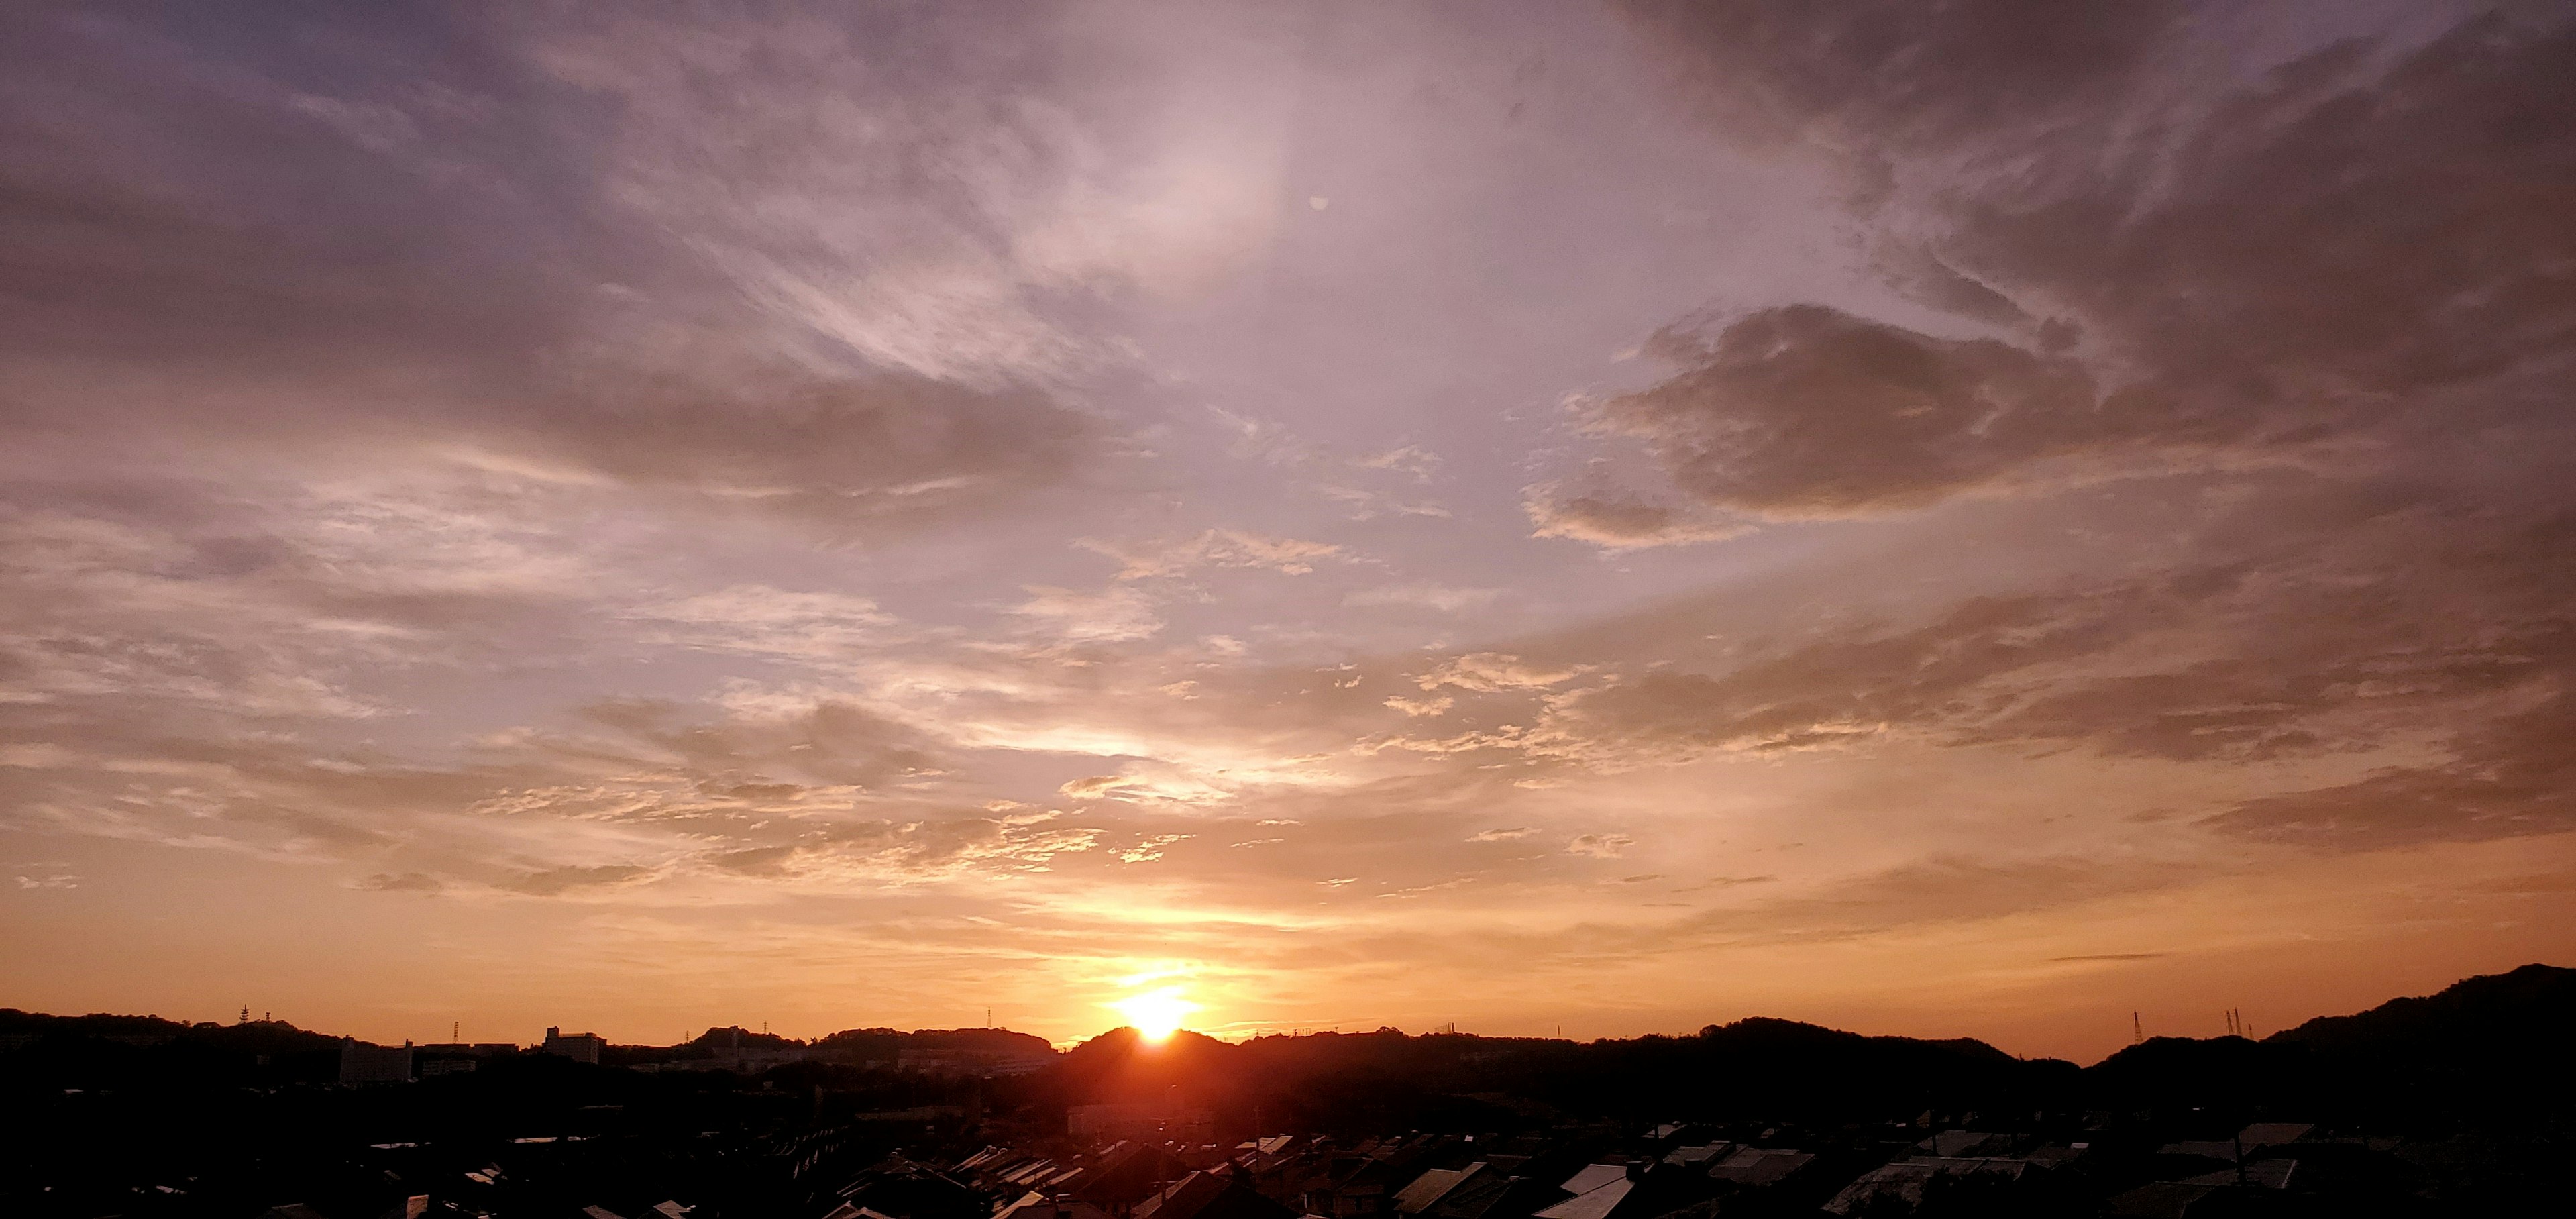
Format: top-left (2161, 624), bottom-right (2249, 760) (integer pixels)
top-left (494, 370), bottom-right (1103, 529)
top-left (1415, 653), bottom-right (1580, 693)
top-left (2210, 682), bottom-right (2576, 851)
top-left (1468, 827), bottom-right (1539, 842)
top-left (1061, 775), bottom-right (1144, 800)
top-left (1007, 585), bottom-right (1165, 643)
top-left (632, 585), bottom-right (895, 661)
top-left (1672, 855), bottom-right (2202, 948)
top-left (1523, 486), bottom-right (1749, 548)
top-left (1342, 584), bottom-right (1499, 614)
top-left (1116, 833), bottom-right (1193, 863)
top-left (1619, 0), bottom-right (2182, 158)
top-left (1352, 445), bottom-right (1442, 480)
top-left (1085, 530), bottom-right (1343, 580)
top-left (1566, 833), bottom-right (1633, 858)
top-left (0, 5), bottom-right (1114, 541)
top-left (1592, 9), bottom-right (2576, 523)
top-left (1383, 695), bottom-right (1454, 718)
top-left (498, 864), bottom-right (661, 896)
top-left (1585, 305), bottom-right (2123, 517)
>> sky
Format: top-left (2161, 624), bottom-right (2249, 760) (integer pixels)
top-left (3, 0), bottom-right (2573, 1063)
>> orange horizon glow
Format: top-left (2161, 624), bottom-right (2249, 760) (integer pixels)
top-left (1109, 987), bottom-right (1202, 1042)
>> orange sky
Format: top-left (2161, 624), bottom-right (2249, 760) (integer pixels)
top-left (5, 0), bottom-right (2573, 1067)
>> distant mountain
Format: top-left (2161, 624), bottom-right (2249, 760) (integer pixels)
top-left (7, 963), bottom-right (2569, 1131)
top-left (0, 1008), bottom-right (341, 1055)
top-left (0, 1009), bottom-right (347, 1088)
top-left (1012, 967), bottom-right (2576, 1134)
top-left (596, 1024), bottom-right (1056, 1069)
top-left (1010, 1018), bottom-right (2075, 1134)
top-left (2265, 962), bottom-right (2576, 1056)
top-left (2081, 964), bottom-right (2576, 1124)
top-left (813, 1025), bottom-right (1057, 1056)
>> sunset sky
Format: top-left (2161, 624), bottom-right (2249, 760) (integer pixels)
top-left (5, 1), bottom-right (2573, 1061)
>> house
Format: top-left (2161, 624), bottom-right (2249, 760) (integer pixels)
top-left (829, 1154), bottom-right (990, 1219)
top-left (1420, 1172), bottom-right (1570, 1219)
top-left (1703, 1148), bottom-right (1813, 1187)
top-left (1533, 1162), bottom-right (1707, 1219)
top-left (1304, 1157), bottom-right (1400, 1218)
top-left (1064, 1141), bottom-right (1191, 1212)
top-left (997, 1194), bottom-right (1118, 1219)
top-left (1915, 1130), bottom-right (2010, 1158)
top-left (1393, 1163), bottom-right (1487, 1215)
top-left (1531, 1175), bottom-right (1629, 1219)
top-left (1822, 1157), bottom-right (2027, 1216)
top-left (1658, 1144), bottom-right (1731, 1169)
top-left (1136, 1171), bottom-right (1298, 1219)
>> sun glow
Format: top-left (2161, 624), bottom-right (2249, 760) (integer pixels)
top-left (1110, 986), bottom-right (1201, 1041)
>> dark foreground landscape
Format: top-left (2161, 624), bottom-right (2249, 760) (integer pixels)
top-left (4, 965), bottom-right (2571, 1219)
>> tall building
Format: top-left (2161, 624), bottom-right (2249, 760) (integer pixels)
top-left (339, 1039), bottom-right (413, 1084)
top-left (542, 1025), bottom-right (608, 1064)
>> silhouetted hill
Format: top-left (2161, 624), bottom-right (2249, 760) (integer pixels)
top-left (813, 1025), bottom-right (1055, 1056)
top-left (1008, 967), bottom-right (2576, 1136)
top-left (2080, 965), bottom-right (2576, 1126)
top-left (2266, 962), bottom-right (2576, 1055)
top-left (686, 1024), bottom-right (804, 1051)
top-left (1008, 1019), bottom-right (2076, 1134)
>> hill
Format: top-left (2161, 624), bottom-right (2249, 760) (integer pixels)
top-left (2082, 964), bottom-right (2576, 1125)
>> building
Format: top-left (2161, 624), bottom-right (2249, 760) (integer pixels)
top-left (542, 1026), bottom-right (607, 1064)
top-left (1070, 1088), bottom-right (1214, 1143)
top-left (1135, 1171), bottom-right (1296, 1219)
top-left (339, 1038), bottom-right (413, 1083)
top-left (898, 1045), bottom-right (1059, 1075)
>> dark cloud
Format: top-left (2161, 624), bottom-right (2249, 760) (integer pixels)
top-left (1620, 0), bottom-right (2184, 162)
top-left (493, 368), bottom-right (1101, 528)
top-left (0, 3), bottom-right (604, 377)
top-left (1591, 9), bottom-right (2576, 521)
top-left (570, 696), bottom-right (947, 793)
top-left (500, 863), bottom-right (656, 896)
top-left (1495, 5), bottom-right (2576, 853)
top-left (0, 3), bottom-right (1105, 529)
top-left (2211, 684), bottom-right (2576, 849)
top-left (1589, 305), bottom-right (2118, 516)
top-left (1524, 486), bottom-right (1746, 547)
top-left (1516, 486), bottom-right (2576, 846)
top-left (1960, 17), bottom-right (2576, 415)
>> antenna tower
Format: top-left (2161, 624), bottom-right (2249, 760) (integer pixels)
top-left (2132, 1011), bottom-right (2143, 1043)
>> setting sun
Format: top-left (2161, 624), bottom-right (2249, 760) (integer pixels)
top-left (1109, 987), bottom-right (1201, 1041)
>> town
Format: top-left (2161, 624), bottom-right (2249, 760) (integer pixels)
top-left (3, 965), bottom-right (2566, 1218)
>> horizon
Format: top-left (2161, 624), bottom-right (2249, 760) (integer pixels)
top-left (7, 1), bottom-right (2576, 1069)
top-left (18, 958), bottom-right (2565, 1069)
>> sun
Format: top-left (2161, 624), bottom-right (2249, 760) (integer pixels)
top-left (1110, 986), bottom-right (1201, 1041)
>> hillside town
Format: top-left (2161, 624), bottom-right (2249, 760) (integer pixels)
top-left (3, 963), bottom-right (2570, 1218)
